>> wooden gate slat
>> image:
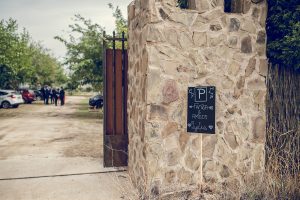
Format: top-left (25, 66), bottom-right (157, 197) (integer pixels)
top-left (115, 50), bottom-right (124, 135)
top-left (104, 48), bottom-right (128, 167)
top-left (106, 49), bottom-right (114, 135)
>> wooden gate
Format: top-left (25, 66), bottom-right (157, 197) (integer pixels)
top-left (103, 32), bottom-right (128, 167)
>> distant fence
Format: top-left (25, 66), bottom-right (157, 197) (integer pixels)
top-left (266, 64), bottom-right (300, 174)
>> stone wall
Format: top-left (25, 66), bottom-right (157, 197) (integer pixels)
top-left (127, 0), bottom-right (267, 196)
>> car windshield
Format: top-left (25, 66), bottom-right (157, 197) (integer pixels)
top-left (11, 92), bottom-right (20, 95)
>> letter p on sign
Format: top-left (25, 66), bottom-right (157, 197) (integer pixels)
top-left (195, 87), bottom-right (207, 102)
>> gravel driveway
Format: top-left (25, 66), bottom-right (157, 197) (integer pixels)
top-left (0, 96), bottom-right (131, 200)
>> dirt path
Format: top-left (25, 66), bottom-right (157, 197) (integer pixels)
top-left (0, 96), bottom-right (131, 200)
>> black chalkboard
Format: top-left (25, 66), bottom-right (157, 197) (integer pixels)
top-left (187, 86), bottom-right (216, 134)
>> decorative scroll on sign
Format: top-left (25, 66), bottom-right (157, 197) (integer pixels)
top-left (187, 86), bottom-right (216, 134)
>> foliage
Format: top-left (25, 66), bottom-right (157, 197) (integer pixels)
top-left (108, 3), bottom-right (128, 49)
top-left (177, 0), bottom-right (189, 9)
top-left (29, 42), bottom-right (67, 87)
top-left (108, 3), bottom-right (128, 37)
top-left (0, 18), bottom-right (67, 89)
top-left (267, 0), bottom-right (300, 70)
top-left (55, 14), bottom-right (104, 92)
top-left (56, 4), bottom-right (128, 92)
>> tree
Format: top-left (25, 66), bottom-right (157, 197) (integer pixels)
top-left (29, 42), bottom-right (67, 87)
top-left (108, 3), bottom-right (128, 37)
top-left (0, 19), bottom-right (32, 88)
top-left (0, 18), bottom-right (67, 89)
top-left (267, 0), bottom-right (300, 70)
top-left (55, 4), bottom-right (128, 92)
top-left (55, 14), bottom-right (104, 92)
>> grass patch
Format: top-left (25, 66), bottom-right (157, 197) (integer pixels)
top-left (74, 98), bottom-right (103, 120)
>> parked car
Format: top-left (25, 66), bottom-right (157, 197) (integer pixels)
top-left (0, 90), bottom-right (24, 108)
top-left (89, 95), bottom-right (103, 109)
top-left (20, 89), bottom-right (36, 104)
top-left (34, 90), bottom-right (44, 101)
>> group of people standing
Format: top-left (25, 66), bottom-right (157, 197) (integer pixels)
top-left (41, 86), bottom-right (65, 106)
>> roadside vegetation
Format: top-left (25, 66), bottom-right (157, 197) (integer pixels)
top-left (0, 19), bottom-right (67, 89)
top-left (0, 3), bottom-right (127, 93)
top-left (75, 98), bottom-right (103, 120)
top-left (55, 4), bottom-right (127, 93)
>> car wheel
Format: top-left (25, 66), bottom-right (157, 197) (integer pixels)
top-left (96, 103), bottom-right (100, 109)
top-left (2, 101), bottom-right (11, 109)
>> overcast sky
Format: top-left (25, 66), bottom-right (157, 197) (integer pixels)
top-left (0, 0), bottom-right (132, 60)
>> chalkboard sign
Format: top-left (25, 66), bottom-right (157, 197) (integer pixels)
top-left (187, 86), bottom-right (216, 134)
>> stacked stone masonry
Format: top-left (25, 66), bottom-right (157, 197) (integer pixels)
top-left (127, 0), bottom-right (267, 196)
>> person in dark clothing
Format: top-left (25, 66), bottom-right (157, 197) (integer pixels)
top-left (41, 87), bottom-right (46, 104)
top-left (49, 88), bottom-right (54, 104)
top-left (57, 88), bottom-right (60, 104)
top-left (45, 87), bottom-right (50, 105)
top-left (52, 88), bottom-right (58, 106)
top-left (59, 87), bottom-right (65, 106)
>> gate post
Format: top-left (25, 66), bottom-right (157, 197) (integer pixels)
top-left (128, 0), bottom-right (267, 197)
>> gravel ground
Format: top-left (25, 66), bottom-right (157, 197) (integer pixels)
top-left (0, 96), bottom-right (131, 200)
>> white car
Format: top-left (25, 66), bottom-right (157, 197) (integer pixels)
top-left (0, 90), bottom-right (24, 109)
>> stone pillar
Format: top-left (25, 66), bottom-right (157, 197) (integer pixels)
top-left (128, 0), bottom-right (267, 197)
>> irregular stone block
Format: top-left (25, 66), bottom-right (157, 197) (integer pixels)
top-left (209, 34), bottom-right (225, 46)
top-left (228, 61), bottom-right (240, 76)
top-left (192, 32), bottom-right (207, 46)
top-left (221, 76), bottom-right (234, 89)
top-left (228, 36), bottom-right (238, 47)
top-left (162, 122), bottom-right (178, 138)
top-left (252, 7), bottom-right (260, 19)
top-left (256, 30), bottom-right (266, 44)
top-left (165, 135), bottom-right (179, 151)
top-left (165, 170), bottom-right (176, 184)
top-left (167, 149), bottom-right (181, 166)
top-left (190, 0), bottom-right (209, 13)
top-left (253, 90), bottom-right (266, 109)
top-left (241, 36), bottom-right (252, 53)
top-left (257, 44), bottom-right (266, 56)
top-left (210, 23), bottom-right (222, 31)
top-left (178, 168), bottom-right (193, 184)
top-left (252, 116), bottom-right (266, 143)
top-left (259, 59), bottom-right (268, 76)
top-left (179, 32), bottom-right (194, 49)
top-left (229, 18), bottom-right (240, 32)
top-left (202, 135), bottom-right (217, 158)
top-left (165, 28), bottom-right (179, 47)
top-left (245, 57), bottom-right (256, 77)
top-left (241, 19), bottom-right (257, 34)
top-left (150, 104), bottom-right (168, 120)
top-left (162, 79), bottom-right (179, 104)
top-left (243, 0), bottom-right (252, 14)
top-left (227, 104), bottom-right (238, 115)
top-left (159, 8), bottom-right (169, 20)
top-left (179, 132), bottom-right (190, 152)
top-left (247, 78), bottom-right (265, 90)
top-left (145, 25), bottom-right (165, 42)
top-left (225, 134), bottom-right (238, 150)
top-left (219, 165), bottom-right (231, 178)
top-left (236, 76), bottom-right (245, 89)
top-left (185, 151), bottom-right (200, 171)
top-left (251, 0), bottom-right (264, 3)
top-left (170, 12), bottom-right (197, 27)
top-left (128, 2), bottom-right (135, 21)
top-left (192, 15), bottom-right (208, 29)
top-left (259, 6), bottom-right (267, 27)
top-left (203, 8), bottom-right (224, 21)
top-left (253, 145), bottom-right (264, 171)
